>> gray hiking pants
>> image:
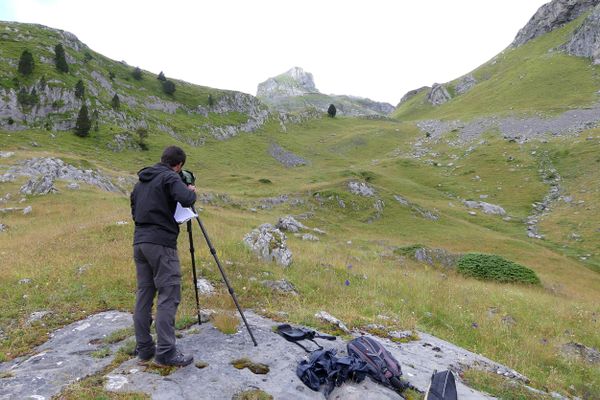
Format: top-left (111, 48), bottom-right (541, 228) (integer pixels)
top-left (133, 243), bottom-right (182, 359)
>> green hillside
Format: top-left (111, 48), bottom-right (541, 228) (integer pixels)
top-left (394, 16), bottom-right (600, 120)
top-left (1, 18), bottom-right (599, 399)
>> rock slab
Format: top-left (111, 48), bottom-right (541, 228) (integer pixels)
top-left (105, 312), bottom-right (497, 399)
top-left (0, 311), bottom-right (132, 400)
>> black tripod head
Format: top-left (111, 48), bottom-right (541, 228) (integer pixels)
top-left (179, 169), bottom-right (196, 186)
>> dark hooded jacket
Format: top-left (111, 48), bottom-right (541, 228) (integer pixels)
top-left (130, 163), bottom-right (196, 249)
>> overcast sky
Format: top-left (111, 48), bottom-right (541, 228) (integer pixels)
top-left (1, 0), bottom-right (549, 105)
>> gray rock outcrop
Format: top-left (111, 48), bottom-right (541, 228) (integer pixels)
top-left (205, 92), bottom-right (270, 141)
top-left (314, 311), bottom-right (351, 333)
top-left (257, 67), bottom-right (394, 117)
top-left (348, 181), bottom-right (376, 197)
top-left (455, 75), bottom-right (478, 95)
top-left (0, 309), bottom-right (531, 399)
top-left (261, 279), bottom-right (298, 295)
top-left (511, 0), bottom-right (600, 47)
top-left (427, 84), bottom-right (452, 106)
top-left (398, 86), bottom-right (430, 106)
top-left (243, 224), bottom-right (293, 267)
top-left (413, 247), bottom-right (461, 268)
top-left (560, 342), bottom-right (600, 364)
top-left (196, 278), bottom-right (215, 296)
top-left (3, 157), bottom-right (122, 193)
top-left (275, 215), bottom-right (307, 233)
top-left (257, 67), bottom-right (317, 98)
top-left (0, 311), bottom-right (132, 400)
top-left (562, 3), bottom-right (600, 63)
top-left (464, 201), bottom-right (507, 216)
top-left (268, 143), bottom-right (308, 167)
top-left (393, 195), bottom-right (440, 221)
top-left (20, 175), bottom-right (57, 195)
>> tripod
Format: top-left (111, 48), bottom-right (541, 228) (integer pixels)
top-left (185, 207), bottom-right (258, 346)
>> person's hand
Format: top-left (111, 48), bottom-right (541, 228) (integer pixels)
top-left (187, 185), bottom-right (196, 192)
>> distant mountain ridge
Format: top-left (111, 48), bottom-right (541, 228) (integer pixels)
top-left (257, 67), bottom-right (394, 117)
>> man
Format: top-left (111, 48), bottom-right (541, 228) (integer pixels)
top-left (130, 145), bottom-right (196, 367)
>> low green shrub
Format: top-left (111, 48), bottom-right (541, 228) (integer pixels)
top-left (457, 253), bottom-right (540, 285)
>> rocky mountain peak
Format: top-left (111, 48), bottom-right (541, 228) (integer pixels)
top-left (256, 67), bottom-right (318, 98)
top-left (511, 0), bottom-right (600, 47)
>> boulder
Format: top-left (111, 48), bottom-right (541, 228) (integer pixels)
top-left (243, 224), bottom-right (292, 267)
top-left (261, 279), bottom-right (298, 295)
top-left (455, 75), bottom-right (477, 95)
top-left (315, 311), bottom-right (350, 333)
top-left (196, 278), bottom-right (215, 296)
top-left (301, 233), bottom-right (320, 242)
top-left (348, 181), bottom-right (375, 197)
top-left (414, 247), bottom-right (460, 269)
top-left (464, 200), bottom-right (506, 216)
top-left (276, 215), bottom-right (307, 233)
top-left (20, 175), bottom-right (57, 195)
top-left (26, 311), bottom-right (52, 326)
top-left (427, 84), bottom-right (451, 106)
top-left (561, 342), bottom-right (600, 364)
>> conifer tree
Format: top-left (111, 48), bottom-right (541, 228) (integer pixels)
top-left (162, 79), bottom-right (176, 95)
top-left (75, 104), bottom-right (91, 137)
top-left (54, 44), bottom-right (69, 73)
top-left (132, 67), bottom-right (142, 80)
top-left (208, 94), bottom-right (214, 107)
top-left (157, 71), bottom-right (166, 81)
top-left (91, 109), bottom-right (100, 132)
top-left (111, 93), bottom-right (120, 110)
top-left (74, 79), bottom-right (85, 99)
top-left (327, 104), bottom-right (337, 118)
top-left (18, 50), bottom-right (35, 76)
top-left (38, 75), bottom-right (47, 90)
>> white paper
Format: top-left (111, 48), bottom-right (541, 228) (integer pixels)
top-left (174, 202), bottom-right (198, 224)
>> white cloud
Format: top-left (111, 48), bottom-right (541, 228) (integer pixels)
top-left (5, 0), bottom-right (548, 104)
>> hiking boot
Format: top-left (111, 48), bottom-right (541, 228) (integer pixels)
top-left (134, 347), bottom-right (155, 366)
top-left (153, 350), bottom-right (193, 367)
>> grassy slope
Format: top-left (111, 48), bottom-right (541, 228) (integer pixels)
top-left (1, 116), bottom-right (599, 398)
top-left (394, 16), bottom-right (600, 121)
top-left (0, 20), bottom-right (599, 400)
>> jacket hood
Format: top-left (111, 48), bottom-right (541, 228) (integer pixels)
top-left (137, 163), bottom-right (171, 182)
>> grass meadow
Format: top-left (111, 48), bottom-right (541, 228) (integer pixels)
top-left (1, 115), bottom-right (599, 399)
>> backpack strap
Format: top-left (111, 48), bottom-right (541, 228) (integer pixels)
top-left (276, 324), bottom-right (336, 353)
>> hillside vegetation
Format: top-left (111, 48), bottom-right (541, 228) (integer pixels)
top-left (1, 15), bottom-right (599, 400)
top-left (394, 16), bottom-right (600, 121)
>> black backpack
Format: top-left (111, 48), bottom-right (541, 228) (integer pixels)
top-left (276, 323), bottom-right (336, 352)
top-left (296, 348), bottom-right (371, 396)
top-left (347, 336), bottom-right (409, 392)
top-left (425, 370), bottom-right (458, 400)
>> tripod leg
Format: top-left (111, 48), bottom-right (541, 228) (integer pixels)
top-left (187, 220), bottom-right (202, 326)
top-left (192, 210), bottom-right (258, 346)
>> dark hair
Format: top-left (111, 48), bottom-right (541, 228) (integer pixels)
top-left (161, 145), bottom-right (186, 167)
